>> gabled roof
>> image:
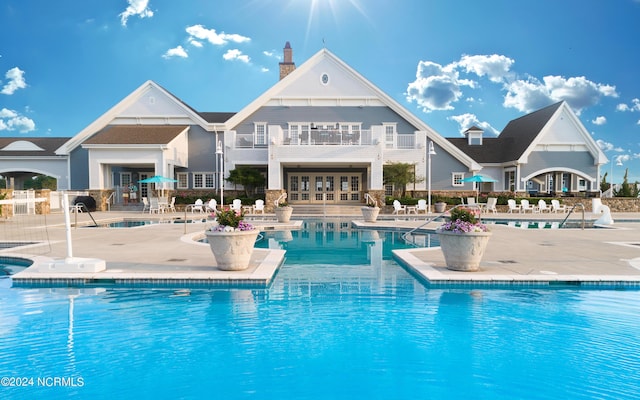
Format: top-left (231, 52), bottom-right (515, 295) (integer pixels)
top-left (56, 81), bottom-right (213, 155)
top-left (198, 112), bottom-right (236, 123)
top-left (0, 137), bottom-right (69, 157)
top-left (449, 101), bottom-right (605, 165)
top-left (83, 125), bottom-right (188, 145)
top-left (225, 48), bottom-right (481, 171)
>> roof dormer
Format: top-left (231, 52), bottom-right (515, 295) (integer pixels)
top-left (464, 125), bottom-right (484, 145)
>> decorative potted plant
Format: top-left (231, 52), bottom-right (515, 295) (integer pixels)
top-left (274, 200), bottom-right (293, 223)
top-left (436, 207), bottom-right (491, 272)
top-left (434, 201), bottom-right (447, 213)
top-left (361, 197), bottom-right (380, 223)
top-left (205, 207), bottom-right (259, 271)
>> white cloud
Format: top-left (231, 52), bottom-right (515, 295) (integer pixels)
top-left (119, 0), bottom-right (154, 27)
top-left (408, 53), bottom-right (619, 117)
top-left (456, 54), bottom-right (515, 83)
top-left (449, 113), bottom-right (499, 136)
top-left (162, 45), bottom-right (188, 59)
top-left (0, 108), bottom-right (35, 133)
top-left (592, 116), bottom-right (607, 125)
top-left (186, 25), bottom-right (250, 46)
top-left (223, 49), bottom-right (250, 63)
top-left (596, 139), bottom-right (615, 152)
top-left (263, 50), bottom-right (279, 59)
top-left (188, 39), bottom-right (203, 48)
top-left (406, 61), bottom-right (474, 112)
top-left (503, 75), bottom-right (618, 115)
top-left (617, 98), bottom-right (640, 112)
top-left (261, 67), bottom-right (269, 73)
top-left (1, 67), bottom-right (27, 95)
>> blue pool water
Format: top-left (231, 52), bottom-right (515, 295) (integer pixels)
top-left (1, 222), bottom-right (639, 399)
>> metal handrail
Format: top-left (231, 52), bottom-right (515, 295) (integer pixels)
top-left (364, 193), bottom-right (378, 207)
top-left (106, 192), bottom-right (115, 211)
top-left (559, 202), bottom-right (585, 229)
top-left (274, 192), bottom-right (287, 207)
top-left (401, 204), bottom-right (468, 244)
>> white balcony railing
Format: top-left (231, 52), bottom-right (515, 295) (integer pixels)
top-left (234, 130), bottom-right (418, 148)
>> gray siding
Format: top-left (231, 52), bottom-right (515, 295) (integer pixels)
top-left (523, 151), bottom-right (597, 178)
top-left (69, 147), bottom-right (89, 190)
top-left (185, 125), bottom-right (218, 171)
top-left (232, 106), bottom-right (420, 134)
top-left (429, 142), bottom-right (471, 190)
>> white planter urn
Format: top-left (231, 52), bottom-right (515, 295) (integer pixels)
top-left (437, 230), bottom-right (492, 272)
top-left (274, 206), bottom-right (293, 223)
top-left (361, 206), bottom-right (380, 222)
top-left (205, 229), bottom-right (260, 271)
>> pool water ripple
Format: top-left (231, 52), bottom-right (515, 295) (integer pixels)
top-left (1, 224), bottom-right (640, 399)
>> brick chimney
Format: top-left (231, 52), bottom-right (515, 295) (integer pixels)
top-left (279, 41), bottom-right (296, 80)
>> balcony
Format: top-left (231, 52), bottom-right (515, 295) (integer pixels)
top-left (234, 131), bottom-right (418, 149)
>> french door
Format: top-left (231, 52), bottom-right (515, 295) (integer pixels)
top-left (287, 173), bottom-right (362, 204)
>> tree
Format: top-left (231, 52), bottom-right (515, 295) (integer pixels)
top-left (23, 175), bottom-right (57, 190)
top-left (600, 172), bottom-right (610, 193)
top-left (226, 166), bottom-right (265, 197)
top-left (383, 162), bottom-right (424, 198)
top-left (616, 168), bottom-right (639, 197)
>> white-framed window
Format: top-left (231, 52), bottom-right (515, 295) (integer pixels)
top-left (177, 172), bottom-right (188, 189)
top-left (254, 122), bottom-right (267, 147)
top-left (289, 124), bottom-right (299, 144)
top-left (192, 172), bottom-right (215, 189)
top-left (452, 172), bottom-right (464, 186)
top-left (504, 169), bottom-right (516, 191)
top-left (383, 123), bottom-right (396, 148)
top-left (120, 172), bottom-right (132, 187)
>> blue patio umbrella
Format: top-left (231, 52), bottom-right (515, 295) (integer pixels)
top-left (461, 174), bottom-right (498, 201)
top-left (138, 175), bottom-right (178, 184)
top-left (138, 175), bottom-right (178, 197)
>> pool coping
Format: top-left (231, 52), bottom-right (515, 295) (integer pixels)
top-left (5, 211), bottom-right (640, 289)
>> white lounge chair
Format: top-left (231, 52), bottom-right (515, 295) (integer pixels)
top-left (149, 198), bottom-right (162, 214)
top-left (167, 197), bottom-right (176, 213)
top-left (205, 199), bottom-right (217, 213)
top-left (416, 199), bottom-right (428, 214)
top-left (253, 199), bottom-right (265, 214)
top-left (484, 197), bottom-right (498, 214)
top-left (537, 199), bottom-right (551, 213)
top-left (507, 199), bottom-right (520, 213)
top-left (191, 198), bottom-right (204, 213)
top-left (551, 199), bottom-right (567, 213)
top-left (231, 199), bottom-right (242, 212)
top-left (520, 199), bottom-right (536, 213)
top-left (392, 200), bottom-right (407, 215)
top-left (141, 197), bottom-right (149, 213)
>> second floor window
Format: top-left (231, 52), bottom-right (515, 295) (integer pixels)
top-left (254, 123), bottom-right (267, 146)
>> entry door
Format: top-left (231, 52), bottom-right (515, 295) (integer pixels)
top-left (139, 173), bottom-right (149, 198)
top-left (288, 173), bottom-right (361, 204)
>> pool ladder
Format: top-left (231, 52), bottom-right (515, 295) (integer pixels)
top-left (559, 203), bottom-right (586, 229)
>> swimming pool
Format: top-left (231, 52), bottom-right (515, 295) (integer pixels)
top-left (1, 222), bottom-right (639, 399)
top-left (86, 218), bottom-right (208, 228)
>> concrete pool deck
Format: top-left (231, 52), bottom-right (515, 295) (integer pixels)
top-left (5, 210), bottom-right (640, 287)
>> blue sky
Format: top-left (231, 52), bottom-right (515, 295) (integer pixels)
top-left (1, 0), bottom-right (640, 181)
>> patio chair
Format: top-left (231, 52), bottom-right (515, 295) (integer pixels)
top-left (507, 199), bottom-right (520, 213)
top-left (141, 197), bottom-right (149, 213)
top-left (192, 198), bottom-right (204, 213)
top-left (205, 199), bottom-right (217, 213)
top-left (167, 197), bottom-right (176, 213)
top-left (551, 199), bottom-right (567, 213)
top-left (149, 198), bottom-right (162, 214)
top-left (392, 200), bottom-right (407, 215)
top-left (537, 199), bottom-right (551, 213)
top-left (484, 197), bottom-right (498, 214)
top-left (519, 199), bottom-right (536, 213)
top-left (231, 199), bottom-right (242, 211)
top-left (253, 199), bottom-right (265, 214)
top-left (416, 199), bottom-right (428, 214)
